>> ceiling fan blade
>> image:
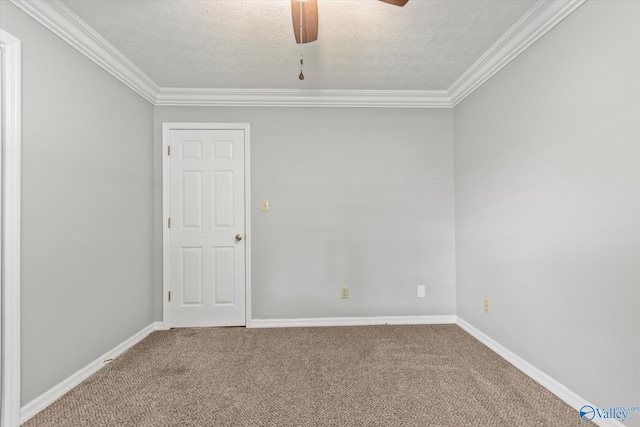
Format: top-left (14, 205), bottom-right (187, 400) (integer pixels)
top-left (291, 0), bottom-right (318, 44)
top-left (379, 0), bottom-right (409, 6)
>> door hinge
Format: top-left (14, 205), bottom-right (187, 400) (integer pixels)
top-left (167, 145), bottom-right (171, 156)
top-left (168, 291), bottom-right (171, 302)
top-left (168, 218), bottom-right (171, 228)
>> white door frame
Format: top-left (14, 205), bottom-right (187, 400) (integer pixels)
top-left (0, 29), bottom-right (22, 427)
top-left (162, 123), bottom-right (251, 329)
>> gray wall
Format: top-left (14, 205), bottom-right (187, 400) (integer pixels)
top-left (154, 107), bottom-right (457, 320)
top-left (1, 3), bottom-right (155, 404)
top-left (454, 0), bottom-right (640, 416)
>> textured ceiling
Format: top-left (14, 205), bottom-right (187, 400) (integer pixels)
top-left (61, 0), bottom-right (537, 91)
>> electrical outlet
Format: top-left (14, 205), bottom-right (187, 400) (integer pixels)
top-left (484, 299), bottom-right (490, 314)
top-left (417, 285), bottom-right (426, 298)
top-left (341, 287), bottom-right (349, 299)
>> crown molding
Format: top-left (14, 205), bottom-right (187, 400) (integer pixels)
top-left (10, 0), bottom-right (585, 108)
top-left (9, 0), bottom-right (159, 104)
top-left (448, 0), bottom-right (586, 106)
top-left (155, 88), bottom-right (452, 108)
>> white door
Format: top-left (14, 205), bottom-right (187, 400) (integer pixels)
top-left (166, 126), bottom-right (247, 327)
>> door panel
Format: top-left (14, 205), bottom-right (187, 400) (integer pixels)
top-left (168, 128), bottom-right (246, 327)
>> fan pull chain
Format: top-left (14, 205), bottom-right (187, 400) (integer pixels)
top-left (298, 0), bottom-right (305, 80)
top-left (299, 55), bottom-right (304, 80)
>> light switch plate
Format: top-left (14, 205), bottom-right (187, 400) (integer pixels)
top-left (261, 200), bottom-right (269, 212)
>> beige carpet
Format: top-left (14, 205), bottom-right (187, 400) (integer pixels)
top-left (24, 325), bottom-right (583, 426)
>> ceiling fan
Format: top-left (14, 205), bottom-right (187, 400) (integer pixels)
top-left (291, 0), bottom-right (409, 44)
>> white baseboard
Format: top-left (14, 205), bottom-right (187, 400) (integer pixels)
top-left (455, 318), bottom-right (624, 427)
top-left (153, 320), bottom-right (167, 330)
top-left (250, 315), bottom-right (456, 329)
top-left (20, 322), bottom-right (158, 424)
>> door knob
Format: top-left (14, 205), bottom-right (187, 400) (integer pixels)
top-left (235, 234), bottom-right (243, 242)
